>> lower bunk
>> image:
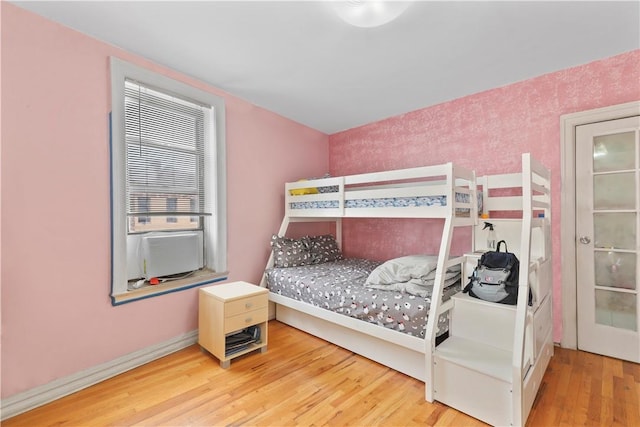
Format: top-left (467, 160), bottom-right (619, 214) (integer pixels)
top-left (264, 253), bottom-right (462, 382)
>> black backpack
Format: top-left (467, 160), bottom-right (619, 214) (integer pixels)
top-left (463, 240), bottom-right (527, 305)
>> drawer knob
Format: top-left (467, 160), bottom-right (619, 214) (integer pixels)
top-left (245, 317), bottom-right (252, 323)
top-left (245, 302), bottom-right (253, 308)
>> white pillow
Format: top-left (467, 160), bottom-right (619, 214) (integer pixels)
top-left (366, 255), bottom-right (440, 286)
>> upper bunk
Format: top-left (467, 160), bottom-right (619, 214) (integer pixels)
top-left (284, 162), bottom-right (477, 225)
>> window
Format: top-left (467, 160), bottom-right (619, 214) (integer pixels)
top-left (126, 80), bottom-right (205, 232)
top-left (110, 57), bottom-right (227, 305)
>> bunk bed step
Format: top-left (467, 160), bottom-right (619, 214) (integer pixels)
top-left (453, 217), bottom-right (476, 227)
top-left (433, 336), bottom-right (513, 426)
top-left (450, 293), bottom-right (521, 352)
top-left (434, 336), bottom-right (512, 381)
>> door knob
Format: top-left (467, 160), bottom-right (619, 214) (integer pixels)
top-left (579, 236), bottom-right (591, 244)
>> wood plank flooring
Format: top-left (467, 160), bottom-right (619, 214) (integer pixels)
top-left (4, 320), bottom-right (639, 426)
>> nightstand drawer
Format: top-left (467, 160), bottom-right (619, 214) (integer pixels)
top-left (224, 307), bottom-right (268, 334)
top-left (225, 294), bottom-right (267, 317)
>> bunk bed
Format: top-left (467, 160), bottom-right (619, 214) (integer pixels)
top-left (261, 162), bottom-right (477, 380)
top-left (261, 154), bottom-right (552, 426)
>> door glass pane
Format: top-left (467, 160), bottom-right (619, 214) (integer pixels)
top-left (594, 251), bottom-right (636, 290)
top-left (595, 289), bottom-right (637, 331)
top-left (593, 131), bottom-right (636, 172)
top-left (594, 173), bottom-right (636, 210)
top-left (594, 213), bottom-right (637, 249)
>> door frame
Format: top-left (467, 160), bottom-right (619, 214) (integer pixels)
top-left (560, 100), bottom-right (640, 349)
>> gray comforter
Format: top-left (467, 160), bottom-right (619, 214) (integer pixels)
top-left (265, 258), bottom-right (461, 338)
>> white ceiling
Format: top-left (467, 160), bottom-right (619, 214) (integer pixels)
top-left (11, 1), bottom-right (640, 134)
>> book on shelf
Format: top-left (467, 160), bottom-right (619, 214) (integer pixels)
top-left (224, 325), bottom-right (261, 356)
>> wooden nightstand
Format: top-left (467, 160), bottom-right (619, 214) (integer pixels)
top-left (198, 281), bottom-right (269, 368)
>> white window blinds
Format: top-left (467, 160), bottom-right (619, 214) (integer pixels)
top-left (124, 79), bottom-right (211, 233)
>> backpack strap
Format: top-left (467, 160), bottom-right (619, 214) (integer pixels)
top-left (463, 281), bottom-right (473, 293)
top-left (463, 259), bottom-right (481, 293)
top-left (496, 240), bottom-right (508, 252)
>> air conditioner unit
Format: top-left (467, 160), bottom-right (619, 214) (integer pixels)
top-left (141, 232), bottom-right (203, 280)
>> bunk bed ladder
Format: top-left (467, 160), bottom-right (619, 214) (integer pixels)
top-left (428, 154), bottom-right (552, 427)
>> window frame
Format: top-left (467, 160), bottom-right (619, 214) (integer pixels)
top-left (110, 57), bottom-right (227, 305)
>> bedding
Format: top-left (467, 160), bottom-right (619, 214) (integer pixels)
top-left (290, 195), bottom-right (450, 210)
top-left (289, 192), bottom-right (480, 214)
top-left (265, 258), bottom-right (461, 337)
top-left (270, 234), bottom-right (342, 268)
top-left (365, 254), bottom-right (461, 298)
top-left (366, 254), bottom-right (456, 285)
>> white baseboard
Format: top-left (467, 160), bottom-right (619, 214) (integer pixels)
top-left (1, 330), bottom-right (198, 421)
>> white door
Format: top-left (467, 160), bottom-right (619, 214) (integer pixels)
top-left (576, 116), bottom-right (640, 363)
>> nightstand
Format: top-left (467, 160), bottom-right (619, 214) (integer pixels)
top-left (198, 281), bottom-right (269, 368)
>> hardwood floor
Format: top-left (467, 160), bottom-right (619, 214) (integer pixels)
top-left (5, 320), bottom-right (639, 426)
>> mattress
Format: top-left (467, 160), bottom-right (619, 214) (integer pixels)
top-left (289, 192), bottom-right (479, 213)
top-left (265, 258), bottom-right (461, 338)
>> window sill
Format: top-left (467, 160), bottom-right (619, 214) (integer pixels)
top-left (111, 269), bottom-right (228, 305)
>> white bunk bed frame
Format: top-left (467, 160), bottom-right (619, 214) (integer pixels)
top-left (261, 162), bottom-right (477, 381)
top-left (262, 154), bottom-right (552, 426)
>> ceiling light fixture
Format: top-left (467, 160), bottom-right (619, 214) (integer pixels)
top-left (332, 1), bottom-right (412, 28)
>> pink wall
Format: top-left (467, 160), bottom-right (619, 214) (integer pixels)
top-left (3, 0), bottom-right (639, 402)
top-left (329, 49), bottom-right (640, 342)
top-left (1, 3), bottom-right (328, 398)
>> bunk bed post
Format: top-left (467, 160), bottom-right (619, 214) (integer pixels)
top-left (335, 218), bottom-right (343, 251)
top-left (512, 153), bottom-right (533, 426)
top-left (260, 216), bottom-right (291, 287)
top-left (425, 216), bottom-right (455, 402)
top-left (425, 164), bottom-right (456, 402)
